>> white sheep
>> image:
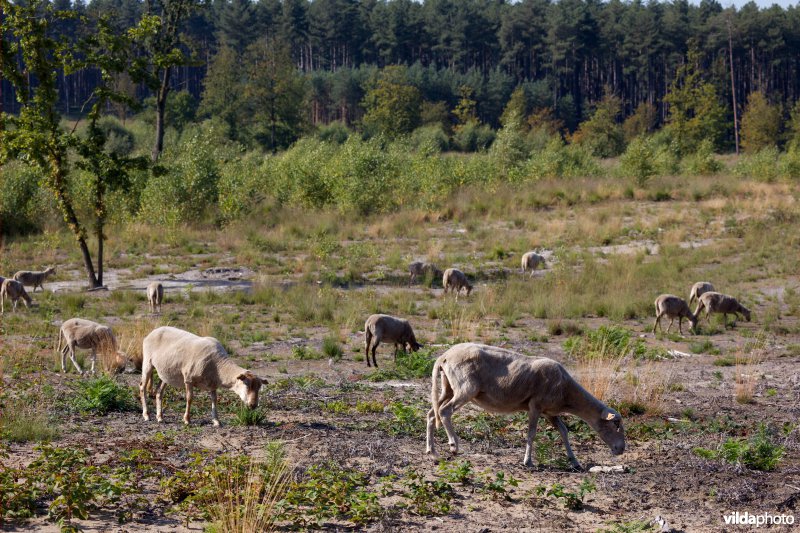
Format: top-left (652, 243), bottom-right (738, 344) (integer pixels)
top-left (1, 279), bottom-right (32, 314)
top-left (688, 281), bottom-right (715, 305)
top-left (693, 291), bottom-right (752, 328)
top-left (140, 326), bottom-right (266, 426)
top-left (147, 282), bottom-right (164, 313)
top-left (442, 268), bottom-right (473, 299)
top-left (408, 261), bottom-right (442, 286)
top-left (13, 267), bottom-right (56, 292)
top-left (426, 343), bottom-right (625, 470)
top-left (364, 314), bottom-right (422, 368)
top-left (520, 251), bottom-right (545, 277)
top-left (57, 318), bottom-right (127, 375)
top-left (653, 294), bottom-right (698, 335)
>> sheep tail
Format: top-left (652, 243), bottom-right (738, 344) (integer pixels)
top-left (431, 356), bottom-right (445, 429)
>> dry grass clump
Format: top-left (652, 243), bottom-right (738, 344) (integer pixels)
top-left (733, 333), bottom-right (769, 404)
top-left (114, 317), bottom-right (160, 371)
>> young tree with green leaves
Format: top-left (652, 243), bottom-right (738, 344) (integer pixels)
top-left (131, 0), bottom-right (197, 162)
top-left (361, 65), bottom-right (421, 138)
top-left (663, 49), bottom-right (728, 155)
top-left (570, 91), bottom-right (625, 158)
top-left (740, 91), bottom-right (781, 153)
top-left (0, 0), bottom-right (146, 288)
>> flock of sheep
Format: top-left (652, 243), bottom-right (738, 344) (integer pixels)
top-left (1, 253), bottom-right (753, 470)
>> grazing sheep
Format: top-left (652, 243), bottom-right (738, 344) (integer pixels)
top-left (147, 282), bottom-right (164, 313)
top-left (694, 291), bottom-right (752, 328)
top-left (426, 343), bottom-right (625, 470)
top-left (408, 261), bottom-right (442, 286)
top-left (442, 268), bottom-right (473, 299)
top-left (13, 267), bottom-right (56, 292)
top-left (1, 279), bottom-right (32, 314)
top-left (653, 294), bottom-right (698, 335)
top-left (57, 318), bottom-right (127, 375)
top-left (520, 251), bottom-right (545, 277)
top-left (689, 281), bottom-right (715, 305)
top-left (140, 326), bottom-right (266, 426)
top-left (364, 314), bottom-right (421, 368)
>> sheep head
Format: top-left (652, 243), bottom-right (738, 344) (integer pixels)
top-left (234, 371), bottom-right (265, 409)
top-left (596, 407), bottom-right (626, 456)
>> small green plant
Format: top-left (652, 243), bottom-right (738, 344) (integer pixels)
top-left (355, 400), bottom-right (384, 413)
top-left (713, 356), bottom-right (735, 367)
top-left (689, 339), bottom-right (719, 355)
top-left (321, 336), bottom-right (344, 361)
top-left (481, 470), bottom-right (520, 500)
top-left (292, 345), bottom-right (323, 360)
top-left (400, 469), bottom-right (454, 516)
top-left (600, 519), bottom-right (658, 532)
top-left (231, 406), bottom-right (268, 426)
top-left (693, 424), bottom-right (784, 471)
top-left (437, 460), bottom-right (474, 485)
top-left (383, 402), bottom-right (425, 436)
top-left (321, 400), bottom-right (349, 414)
top-left (535, 478), bottom-right (596, 510)
top-left (70, 375), bottom-right (135, 414)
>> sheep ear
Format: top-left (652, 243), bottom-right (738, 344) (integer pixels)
top-left (237, 373), bottom-right (249, 382)
top-left (602, 408), bottom-right (619, 421)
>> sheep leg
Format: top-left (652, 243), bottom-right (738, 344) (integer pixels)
top-left (549, 416), bottom-right (582, 470)
top-left (155, 381), bottom-right (167, 422)
top-left (438, 394), bottom-right (472, 454)
top-left (425, 408), bottom-right (439, 458)
top-left (68, 343), bottom-right (84, 374)
top-left (210, 390), bottom-right (220, 427)
top-left (371, 339), bottom-right (379, 368)
top-left (666, 317), bottom-right (674, 333)
top-left (89, 348), bottom-right (97, 375)
top-left (652, 313), bottom-right (662, 334)
top-left (183, 382), bottom-right (193, 425)
top-left (523, 407), bottom-right (541, 467)
top-left (364, 330), bottom-right (373, 368)
top-left (678, 317), bottom-right (684, 335)
top-left (140, 366), bottom-right (153, 421)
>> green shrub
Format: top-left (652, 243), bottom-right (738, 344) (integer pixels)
top-left (521, 138), bottom-right (601, 180)
top-left (693, 424), bottom-right (784, 471)
top-left (453, 122), bottom-right (495, 152)
top-left (733, 147), bottom-right (781, 182)
top-left (315, 121), bottom-right (351, 144)
top-left (619, 136), bottom-right (657, 186)
top-left (409, 125), bottom-right (450, 153)
top-left (321, 336), bottom-right (344, 361)
top-left (681, 139), bottom-right (723, 175)
top-left (70, 375), bottom-right (135, 415)
top-left (0, 162), bottom-right (48, 235)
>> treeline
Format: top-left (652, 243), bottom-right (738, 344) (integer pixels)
top-left (3, 0), bottom-right (800, 148)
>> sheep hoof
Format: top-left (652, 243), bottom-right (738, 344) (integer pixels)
top-left (569, 461), bottom-right (583, 471)
top-left (212, 420), bottom-right (221, 427)
top-left (157, 417), bottom-right (163, 423)
top-left (183, 418), bottom-right (190, 425)
top-left (143, 414), bottom-right (150, 422)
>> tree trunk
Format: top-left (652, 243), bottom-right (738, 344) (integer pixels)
top-left (151, 67), bottom-right (171, 162)
top-left (50, 153), bottom-right (100, 288)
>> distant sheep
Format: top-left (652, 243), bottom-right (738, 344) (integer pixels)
top-left (689, 282), bottom-right (715, 305)
top-left (443, 268), bottom-right (472, 299)
top-left (13, 267), bottom-right (56, 292)
top-left (147, 282), bottom-right (164, 313)
top-left (408, 261), bottom-right (442, 286)
top-left (58, 318), bottom-right (127, 375)
top-left (653, 294), bottom-right (697, 335)
top-left (140, 326), bottom-right (266, 426)
top-left (520, 251), bottom-right (545, 277)
top-left (364, 314), bottom-right (421, 367)
top-left (426, 343), bottom-right (625, 470)
top-left (694, 291), bottom-right (751, 328)
top-left (1, 279), bottom-right (32, 314)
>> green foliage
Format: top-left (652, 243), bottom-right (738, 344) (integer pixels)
top-left (0, 162), bottom-right (46, 235)
top-left (437, 460), bottom-right (474, 485)
top-left (409, 125), bottom-right (450, 153)
top-left (622, 102), bottom-right (657, 141)
top-left (693, 424), bottom-right (784, 471)
top-left (521, 137), bottom-right (601, 180)
top-left (97, 116), bottom-right (136, 157)
top-left (480, 470), bottom-right (520, 500)
top-left (740, 91), bottom-right (781, 153)
top-left (383, 402), bottom-right (426, 436)
top-left (733, 147), bottom-right (781, 182)
top-left (663, 49), bottom-right (728, 155)
top-left (452, 121), bottom-right (496, 152)
top-left (0, 449), bottom-right (39, 523)
top-left (291, 345), bottom-right (323, 360)
top-left (70, 375), bottom-right (135, 415)
top-left (282, 462), bottom-right (382, 527)
top-left (366, 347), bottom-right (436, 381)
top-left (681, 139), bottom-right (723, 175)
top-left (400, 469), bottom-right (454, 516)
top-left (619, 136), bottom-right (657, 186)
top-left (321, 336), bottom-right (344, 361)
top-left (362, 65), bottom-right (421, 138)
top-left (231, 406), bottom-right (268, 426)
top-left (535, 478), bottom-right (596, 510)
top-left (571, 92), bottom-right (625, 158)
top-left (316, 121), bottom-right (352, 144)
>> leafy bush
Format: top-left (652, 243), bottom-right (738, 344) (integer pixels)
top-left (321, 336), bottom-right (344, 361)
top-left (400, 469), bottom-right (454, 516)
top-left (231, 406), bottom-right (268, 427)
top-left (619, 136), bottom-right (657, 186)
top-left (70, 375), bottom-right (135, 414)
top-left (0, 162), bottom-right (48, 235)
top-left (452, 122), bottom-right (495, 152)
top-left (681, 139), bottom-right (723, 175)
top-left (520, 138), bottom-right (600, 180)
top-left (693, 424), bottom-right (784, 471)
top-left (409, 125), bottom-right (450, 153)
top-left (733, 147), bottom-right (781, 182)
top-left (535, 478), bottom-right (596, 510)
top-left (315, 121), bottom-right (352, 144)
